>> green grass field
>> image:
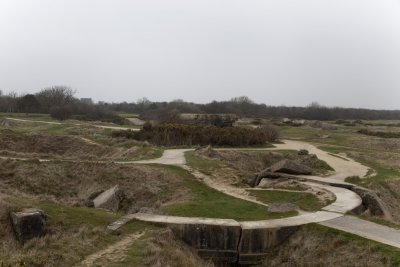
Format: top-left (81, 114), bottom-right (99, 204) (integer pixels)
top-left (248, 189), bottom-right (331, 211)
top-left (159, 165), bottom-right (298, 221)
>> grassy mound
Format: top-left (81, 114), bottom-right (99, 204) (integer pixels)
top-left (263, 224), bottom-right (400, 266)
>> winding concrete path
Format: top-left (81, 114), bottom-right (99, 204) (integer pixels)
top-left (121, 140), bottom-right (400, 250)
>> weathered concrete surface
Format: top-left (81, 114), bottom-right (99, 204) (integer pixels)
top-left (170, 223), bottom-right (241, 263)
top-left (240, 211), bottom-right (342, 229)
top-left (352, 186), bottom-right (393, 220)
top-left (131, 213), bottom-right (241, 263)
top-left (106, 213), bottom-right (137, 235)
top-left (269, 159), bottom-right (312, 175)
top-left (320, 215), bottom-right (400, 249)
top-left (93, 185), bottom-right (124, 212)
top-left (238, 226), bottom-right (300, 265)
top-left (301, 182), bottom-right (362, 214)
top-left (131, 213), bottom-right (240, 226)
top-left (128, 212), bottom-right (345, 264)
top-left (10, 208), bottom-right (47, 243)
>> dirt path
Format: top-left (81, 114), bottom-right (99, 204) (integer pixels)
top-left (77, 231), bottom-right (145, 267)
top-left (5, 117), bottom-right (140, 131)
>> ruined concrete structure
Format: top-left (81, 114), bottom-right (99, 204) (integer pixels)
top-left (93, 185), bottom-right (125, 212)
top-left (10, 208), bottom-right (47, 243)
top-left (128, 213), bottom-right (300, 265)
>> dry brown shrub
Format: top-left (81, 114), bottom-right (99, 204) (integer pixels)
top-left (0, 160), bottom-right (191, 210)
top-left (143, 229), bottom-right (214, 267)
top-left (263, 225), bottom-right (394, 267)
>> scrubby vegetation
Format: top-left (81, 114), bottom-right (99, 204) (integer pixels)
top-left (358, 128), bottom-right (400, 139)
top-left (189, 149), bottom-right (333, 177)
top-left (0, 129), bottom-right (161, 161)
top-left (248, 190), bottom-right (331, 212)
top-left (3, 88), bottom-right (400, 123)
top-left (113, 123), bottom-right (278, 147)
top-left (0, 87), bottom-right (126, 124)
top-left (0, 160), bottom-right (190, 210)
top-left (0, 199), bottom-right (151, 267)
top-left (127, 229), bottom-right (214, 267)
top-left (108, 96), bottom-right (400, 121)
top-left (263, 224), bottom-right (400, 266)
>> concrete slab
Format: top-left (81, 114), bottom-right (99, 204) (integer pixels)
top-left (240, 211), bottom-right (342, 229)
top-left (131, 213), bottom-right (241, 227)
top-left (320, 215), bottom-right (400, 249)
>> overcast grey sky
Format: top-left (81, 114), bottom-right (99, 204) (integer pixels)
top-left (1, 0), bottom-right (400, 109)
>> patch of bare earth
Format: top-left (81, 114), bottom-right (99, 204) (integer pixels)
top-left (78, 231), bottom-right (145, 267)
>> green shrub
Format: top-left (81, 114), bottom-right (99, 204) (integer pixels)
top-left (112, 123), bottom-right (278, 147)
top-left (358, 129), bottom-right (400, 138)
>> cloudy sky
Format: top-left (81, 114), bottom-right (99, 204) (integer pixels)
top-left (1, 0), bottom-right (400, 109)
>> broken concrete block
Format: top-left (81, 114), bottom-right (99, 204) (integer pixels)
top-left (93, 185), bottom-right (124, 212)
top-left (10, 208), bottom-right (47, 243)
top-left (270, 159), bottom-right (312, 175)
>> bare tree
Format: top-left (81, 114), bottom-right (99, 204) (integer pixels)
top-left (36, 86), bottom-right (76, 112)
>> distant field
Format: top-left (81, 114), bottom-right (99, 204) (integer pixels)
top-left (0, 112), bottom-right (55, 121)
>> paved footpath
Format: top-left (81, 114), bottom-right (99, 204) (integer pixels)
top-left (321, 215), bottom-right (400, 248)
top-left (123, 140), bottom-right (400, 249)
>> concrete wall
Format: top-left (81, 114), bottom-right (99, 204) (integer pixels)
top-left (169, 223), bottom-right (241, 264)
top-left (238, 226), bottom-right (299, 265)
top-left (169, 223), bottom-right (299, 265)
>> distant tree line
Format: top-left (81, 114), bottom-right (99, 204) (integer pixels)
top-left (108, 97), bottom-right (400, 121)
top-left (1, 88), bottom-right (400, 121)
top-left (112, 123), bottom-right (279, 146)
top-left (0, 87), bottom-right (124, 124)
